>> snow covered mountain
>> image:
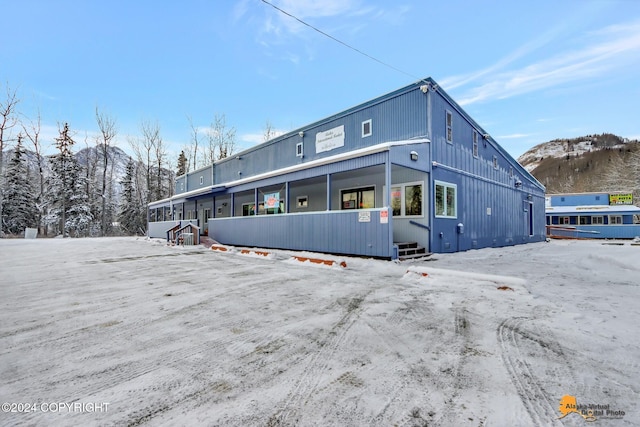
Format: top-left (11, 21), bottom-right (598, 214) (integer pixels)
top-left (518, 133), bottom-right (632, 172)
top-left (517, 134), bottom-right (640, 195)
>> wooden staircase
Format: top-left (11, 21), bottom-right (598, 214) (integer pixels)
top-left (396, 242), bottom-right (432, 261)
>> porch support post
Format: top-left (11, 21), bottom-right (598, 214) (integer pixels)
top-left (326, 174), bottom-right (331, 211)
top-left (385, 152), bottom-right (394, 258)
top-left (230, 193), bottom-right (235, 217)
top-left (285, 181), bottom-right (290, 213)
top-left (254, 188), bottom-right (259, 215)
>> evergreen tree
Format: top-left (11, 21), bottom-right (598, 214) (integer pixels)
top-left (177, 150), bottom-right (187, 176)
top-left (66, 161), bottom-right (93, 237)
top-left (46, 123), bottom-right (77, 237)
top-left (118, 159), bottom-right (144, 235)
top-left (2, 135), bottom-right (37, 234)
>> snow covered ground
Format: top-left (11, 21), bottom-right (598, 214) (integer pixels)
top-left (0, 237), bottom-right (638, 426)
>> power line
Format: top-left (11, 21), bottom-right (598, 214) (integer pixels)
top-left (260, 0), bottom-right (427, 84)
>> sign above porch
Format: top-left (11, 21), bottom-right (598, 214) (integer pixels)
top-left (315, 125), bottom-right (345, 154)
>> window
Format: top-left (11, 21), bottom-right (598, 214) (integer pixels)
top-left (579, 216), bottom-right (591, 225)
top-left (493, 155), bottom-right (498, 169)
top-left (296, 142), bottom-right (303, 158)
top-left (609, 215), bottom-right (623, 225)
top-left (200, 176), bottom-right (204, 185)
top-left (296, 195), bottom-right (308, 208)
top-left (435, 181), bottom-right (457, 218)
top-left (362, 119), bottom-right (372, 137)
top-left (242, 203), bottom-right (256, 216)
top-left (203, 208), bottom-right (211, 223)
top-left (405, 184), bottom-right (423, 216)
top-left (559, 217), bottom-right (570, 225)
top-left (592, 216), bottom-right (604, 224)
top-left (391, 187), bottom-right (402, 216)
top-left (473, 131), bottom-right (478, 157)
top-left (389, 182), bottom-right (423, 217)
top-left (180, 182), bottom-right (184, 192)
top-left (509, 166), bottom-right (514, 178)
top-left (341, 186), bottom-right (375, 210)
top-left (446, 111), bottom-right (453, 143)
top-left (259, 192), bottom-right (284, 214)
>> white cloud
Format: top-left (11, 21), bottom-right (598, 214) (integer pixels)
top-left (449, 19), bottom-right (640, 106)
top-left (240, 128), bottom-right (287, 146)
top-left (497, 133), bottom-right (533, 140)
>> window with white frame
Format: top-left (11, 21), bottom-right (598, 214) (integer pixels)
top-left (200, 176), bottom-right (204, 185)
top-left (341, 186), bottom-right (375, 210)
top-left (446, 111), bottom-right (453, 143)
top-left (609, 215), bottom-right (623, 225)
top-left (362, 119), bottom-right (372, 138)
top-left (559, 217), bottom-right (570, 225)
top-left (296, 142), bottom-right (303, 157)
top-left (592, 216), bottom-right (604, 224)
top-left (473, 131), bottom-right (478, 157)
top-left (389, 182), bottom-right (423, 217)
top-left (435, 181), bottom-right (456, 218)
top-left (493, 155), bottom-right (498, 169)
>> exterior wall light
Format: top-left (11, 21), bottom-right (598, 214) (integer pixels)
top-left (410, 151), bottom-right (418, 161)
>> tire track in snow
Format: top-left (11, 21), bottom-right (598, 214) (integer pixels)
top-left (429, 306), bottom-right (473, 427)
top-left (497, 317), bottom-right (565, 427)
top-left (368, 295), bottom-right (435, 425)
top-left (268, 293), bottom-right (369, 426)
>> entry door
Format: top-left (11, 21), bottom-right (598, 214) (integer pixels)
top-left (199, 208), bottom-right (210, 235)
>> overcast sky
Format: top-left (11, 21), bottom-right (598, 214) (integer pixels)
top-left (3, 0), bottom-right (640, 161)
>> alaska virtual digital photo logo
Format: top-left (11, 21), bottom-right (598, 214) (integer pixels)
top-left (558, 395), bottom-right (626, 422)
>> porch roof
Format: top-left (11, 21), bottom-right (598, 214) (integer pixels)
top-left (149, 138), bottom-right (429, 207)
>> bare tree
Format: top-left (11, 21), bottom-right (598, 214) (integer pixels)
top-left (82, 132), bottom-right (99, 233)
top-left (95, 107), bottom-right (117, 236)
top-left (263, 120), bottom-right (276, 142)
top-left (0, 84), bottom-right (20, 236)
top-left (132, 119), bottom-right (168, 203)
top-left (21, 111), bottom-right (46, 234)
top-left (186, 115), bottom-right (200, 173)
top-left (153, 128), bottom-right (168, 200)
top-left (205, 113), bottom-right (236, 163)
top-left (127, 136), bottom-right (149, 225)
top-left (129, 127), bottom-right (153, 206)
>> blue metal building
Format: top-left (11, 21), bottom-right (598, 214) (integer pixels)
top-left (546, 192), bottom-right (640, 239)
top-left (148, 78), bottom-right (546, 258)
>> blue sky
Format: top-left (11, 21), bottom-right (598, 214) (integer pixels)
top-left (3, 0), bottom-right (640, 162)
